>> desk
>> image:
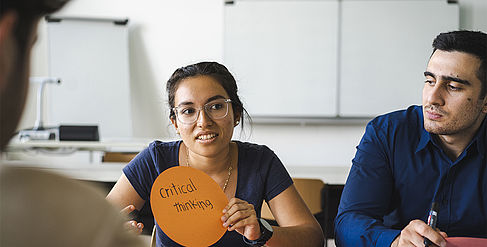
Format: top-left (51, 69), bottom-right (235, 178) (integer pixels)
top-left (6, 140), bottom-right (150, 152)
top-left (4, 139), bottom-right (151, 163)
top-left (1, 160), bottom-right (350, 184)
top-left (4, 140), bottom-right (351, 184)
top-left (2, 140), bottom-right (152, 182)
top-left (1, 160), bottom-right (126, 182)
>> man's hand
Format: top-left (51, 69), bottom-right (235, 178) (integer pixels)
top-left (391, 219), bottom-right (447, 247)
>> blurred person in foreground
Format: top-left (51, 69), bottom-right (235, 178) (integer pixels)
top-left (0, 1), bottom-right (144, 246)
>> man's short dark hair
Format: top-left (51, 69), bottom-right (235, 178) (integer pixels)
top-left (432, 30), bottom-right (487, 97)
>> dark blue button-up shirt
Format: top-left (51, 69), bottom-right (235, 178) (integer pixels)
top-left (335, 105), bottom-right (487, 247)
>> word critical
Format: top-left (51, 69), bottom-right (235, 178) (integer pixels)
top-left (159, 178), bottom-right (197, 199)
top-left (173, 199), bottom-right (214, 213)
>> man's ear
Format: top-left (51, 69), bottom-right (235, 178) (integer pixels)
top-left (0, 11), bottom-right (17, 44)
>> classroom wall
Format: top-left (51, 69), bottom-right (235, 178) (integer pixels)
top-left (26, 0), bottom-right (224, 139)
top-left (20, 0), bottom-right (487, 168)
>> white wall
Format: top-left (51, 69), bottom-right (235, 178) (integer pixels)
top-left (20, 0), bottom-right (487, 169)
top-left (25, 0), bottom-right (224, 138)
top-left (459, 0), bottom-right (487, 32)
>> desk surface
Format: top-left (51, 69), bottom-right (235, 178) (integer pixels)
top-left (4, 140), bottom-right (351, 183)
top-left (6, 139), bottom-right (152, 152)
top-left (2, 160), bottom-right (126, 182)
top-left (1, 159), bottom-right (350, 184)
top-left (6, 141), bottom-right (352, 184)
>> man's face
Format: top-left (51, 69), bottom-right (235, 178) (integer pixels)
top-left (422, 50), bottom-right (487, 136)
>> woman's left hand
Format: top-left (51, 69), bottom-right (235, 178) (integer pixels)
top-left (221, 198), bottom-right (261, 240)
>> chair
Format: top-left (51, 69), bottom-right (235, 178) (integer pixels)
top-left (260, 178), bottom-right (344, 247)
top-left (102, 152), bottom-right (138, 162)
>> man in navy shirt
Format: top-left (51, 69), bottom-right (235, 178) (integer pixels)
top-left (335, 30), bottom-right (487, 247)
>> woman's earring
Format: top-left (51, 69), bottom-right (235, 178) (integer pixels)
top-left (235, 120), bottom-right (240, 126)
top-left (176, 129), bottom-right (180, 135)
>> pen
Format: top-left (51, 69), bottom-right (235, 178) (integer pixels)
top-left (424, 202), bottom-right (439, 247)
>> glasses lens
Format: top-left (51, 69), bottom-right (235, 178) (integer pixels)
top-left (205, 99), bottom-right (229, 119)
top-left (174, 99), bottom-right (230, 124)
top-left (176, 106), bottom-right (198, 124)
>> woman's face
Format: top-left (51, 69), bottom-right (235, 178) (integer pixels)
top-left (171, 75), bottom-right (237, 158)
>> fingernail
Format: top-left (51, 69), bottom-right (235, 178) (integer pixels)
top-left (137, 224), bottom-right (142, 229)
top-left (222, 209), bottom-right (227, 213)
top-left (129, 205), bottom-right (134, 210)
top-left (223, 222), bottom-right (228, 227)
top-left (132, 222), bottom-right (136, 227)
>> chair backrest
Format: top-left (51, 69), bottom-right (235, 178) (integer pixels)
top-left (261, 178), bottom-right (325, 220)
top-left (294, 178), bottom-right (325, 214)
top-left (260, 179), bottom-right (344, 247)
top-left (102, 152), bottom-right (138, 162)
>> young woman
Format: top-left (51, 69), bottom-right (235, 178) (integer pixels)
top-left (106, 62), bottom-right (323, 246)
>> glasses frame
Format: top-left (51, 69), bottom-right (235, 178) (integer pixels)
top-left (173, 98), bottom-right (232, 124)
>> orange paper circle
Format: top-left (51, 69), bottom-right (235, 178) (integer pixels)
top-left (150, 166), bottom-right (228, 246)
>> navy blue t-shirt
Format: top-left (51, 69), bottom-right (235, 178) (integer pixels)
top-left (123, 140), bottom-right (293, 247)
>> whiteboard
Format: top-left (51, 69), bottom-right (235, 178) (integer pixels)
top-left (224, 0), bottom-right (339, 118)
top-left (46, 17), bottom-right (132, 139)
top-left (339, 0), bottom-right (459, 117)
top-left (224, 0), bottom-right (459, 120)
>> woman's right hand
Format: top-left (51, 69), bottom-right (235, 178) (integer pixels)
top-left (121, 205), bottom-right (144, 234)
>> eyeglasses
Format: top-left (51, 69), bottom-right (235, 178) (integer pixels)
top-left (173, 99), bottom-right (232, 124)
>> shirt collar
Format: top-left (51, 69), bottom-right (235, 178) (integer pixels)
top-left (416, 107), bottom-right (431, 153)
top-left (415, 115), bottom-right (487, 157)
top-left (416, 124), bottom-right (432, 153)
